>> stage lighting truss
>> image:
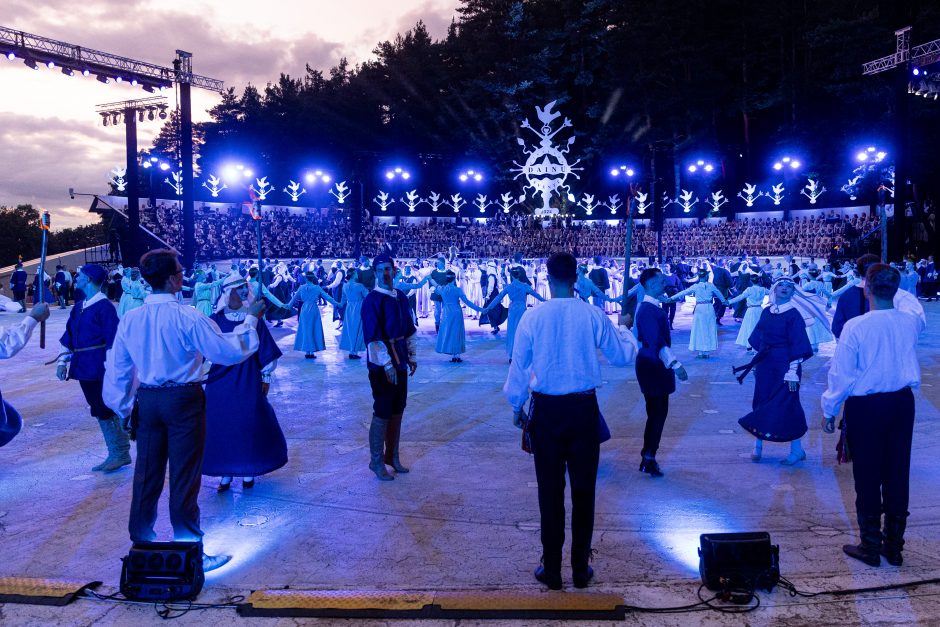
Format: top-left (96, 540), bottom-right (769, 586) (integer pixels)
top-left (909, 71), bottom-right (940, 100)
top-left (0, 26), bottom-right (221, 93)
top-left (96, 97), bottom-right (169, 127)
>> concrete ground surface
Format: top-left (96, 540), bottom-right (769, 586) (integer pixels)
top-left (1, 299), bottom-right (939, 626)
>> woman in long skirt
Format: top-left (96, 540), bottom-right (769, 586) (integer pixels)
top-left (203, 275), bottom-right (287, 491)
top-left (189, 270), bottom-right (224, 317)
top-left (338, 270), bottom-right (369, 359)
top-left (288, 273), bottom-right (341, 359)
top-left (486, 266), bottom-right (545, 359)
top-left (733, 277), bottom-right (815, 465)
top-left (668, 270), bottom-right (729, 358)
top-left (727, 274), bottom-right (769, 351)
top-left (435, 271), bottom-right (484, 362)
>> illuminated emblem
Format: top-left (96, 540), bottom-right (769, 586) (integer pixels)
top-left (202, 174), bottom-right (228, 197)
top-left (512, 100), bottom-right (583, 216)
top-left (109, 166), bottom-right (128, 192)
top-left (801, 178), bottom-right (826, 204)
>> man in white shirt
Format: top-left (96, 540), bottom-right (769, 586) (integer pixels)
top-left (1, 303), bottom-right (50, 447)
top-left (504, 252), bottom-right (638, 590)
top-left (104, 249), bottom-right (264, 571)
top-left (822, 264), bottom-right (923, 568)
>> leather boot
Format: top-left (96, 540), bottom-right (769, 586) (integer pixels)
top-left (843, 513), bottom-right (882, 567)
top-left (881, 513), bottom-right (908, 566)
top-left (384, 414), bottom-right (409, 473)
top-left (92, 416), bottom-right (132, 472)
top-left (368, 415), bottom-right (394, 481)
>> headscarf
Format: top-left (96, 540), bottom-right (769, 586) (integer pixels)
top-left (768, 276), bottom-right (830, 330)
top-left (215, 274), bottom-right (250, 312)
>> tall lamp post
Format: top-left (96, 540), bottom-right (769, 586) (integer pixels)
top-left (610, 164), bottom-right (637, 269)
top-left (855, 146), bottom-right (890, 262)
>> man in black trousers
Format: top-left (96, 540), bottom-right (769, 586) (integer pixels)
top-left (711, 259), bottom-right (733, 324)
top-left (822, 264), bottom-right (924, 567)
top-left (504, 252), bottom-right (637, 590)
top-left (634, 268), bottom-right (688, 477)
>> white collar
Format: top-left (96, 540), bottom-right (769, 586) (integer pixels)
top-left (82, 291), bottom-right (106, 310)
top-left (373, 285), bottom-right (396, 297)
top-left (770, 301), bottom-right (794, 314)
top-left (144, 293), bottom-right (178, 304)
top-left (642, 295), bottom-right (661, 305)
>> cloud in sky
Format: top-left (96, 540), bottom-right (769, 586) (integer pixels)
top-left (1, 0), bottom-right (460, 229)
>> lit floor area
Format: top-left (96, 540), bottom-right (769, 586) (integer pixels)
top-left (1, 300), bottom-right (939, 625)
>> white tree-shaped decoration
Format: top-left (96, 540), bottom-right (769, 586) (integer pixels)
top-left (575, 193), bottom-right (599, 216)
top-left (737, 183), bottom-right (762, 207)
top-left (425, 191), bottom-right (444, 212)
top-left (402, 190), bottom-right (421, 213)
top-left (473, 193), bottom-right (494, 214)
top-left (841, 176), bottom-right (861, 201)
top-left (164, 171), bottom-right (183, 196)
top-left (705, 190), bottom-right (728, 212)
top-left (879, 167), bottom-right (895, 198)
top-left (202, 174), bottom-right (227, 198)
top-left (373, 191), bottom-right (394, 212)
top-left (677, 189), bottom-right (699, 213)
top-left (498, 192), bottom-right (523, 214)
top-left (607, 194), bottom-right (623, 215)
top-left (446, 193), bottom-right (466, 213)
top-left (250, 177), bottom-right (274, 201)
top-left (330, 181), bottom-right (350, 204)
top-left (283, 180), bottom-right (306, 202)
top-left (109, 166), bottom-right (128, 192)
top-left (767, 183), bottom-right (785, 206)
top-left (801, 178), bottom-right (826, 204)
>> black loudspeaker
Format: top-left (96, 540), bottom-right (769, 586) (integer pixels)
top-left (698, 532), bottom-right (779, 592)
top-left (120, 541), bottom-right (205, 601)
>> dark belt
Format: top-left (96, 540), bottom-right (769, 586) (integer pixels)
top-left (533, 389), bottom-right (596, 399)
top-left (138, 381), bottom-right (203, 390)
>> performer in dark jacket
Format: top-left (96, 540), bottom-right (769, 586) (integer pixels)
top-left (831, 254), bottom-right (879, 338)
top-left (56, 265), bottom-right (125, 471)
top-left (362, 254), bottom-right (418, 481)
top-left (711, 260), bottom-right (733, 323)
top-left (9, 263), bottom-right (28, 312)
top-left (588, 257), bottom-right (610, 309)
top-left (634, 268), bottom-right (688, 477)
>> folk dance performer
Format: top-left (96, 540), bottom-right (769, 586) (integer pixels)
top-left (732, 276), bottom-right (823, 465)
top-left (339, 269), bottom-right (370, 360)
top-left (117, 268), bottom-right (147, 317)
top-left (1, 303), bottom-right (51, 447)
top-left (668, 270), bottom-right (729, 358)
top-left (55, 265), bottom-right (128, 472)
top-left (288, 273), bottom-right (342, 359)
top-left (9, 263), bottom-right (28, 312)
top-left (487, 266), bottom-right (546, 361)
top-left (831, 254), bottom-right (925, 338)
top-left (480, 261), bottom-right (508, 335)
top-left (203, 274), bottom-right (287, 492)
top-left (103, 250), bottom-right (265, 571)
top-left (822, 264), bottom-right (924, 567)
top-left (634, 268), bottom-right (688, 478)
top-left (362, 254), bottom-right (417, 481)
top-left (435, 270), bottom-right (485, 363)
top-left (726, 274), bottom-right (769, 352)
top-left (504, 252), bottom-right (638, 590)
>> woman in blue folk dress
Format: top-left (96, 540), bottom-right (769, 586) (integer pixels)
top-left (288, 271), bottom-right (341, 359)
top-left (733, 277), bottom-right (817, 465)
top-left (338, 269), bottom-right (369, 359)
top-left (487, 266), bottom-right (545, 360)
top-left (203, 275), bottom-right (287, 491)
top-left (434, 271), bottom-right (484, 362)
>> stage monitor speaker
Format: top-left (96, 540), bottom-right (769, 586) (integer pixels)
top-left (120, 541), bottom-right (204, 601)
top-left (698, 532), bottom-right (779, 592)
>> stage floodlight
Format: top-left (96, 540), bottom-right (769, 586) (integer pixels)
top-left (688, 164), bottom-right (697, 173)
top-left (401, 172), bottom-right (411, 180)
top-left (158, 106), bottom-right (168, 119)
top-left (46, 61), bottom-right (55, 69)
top-left (876, 151), bottom-right (886, 161)
top-left (395, 167), bottom-right (402, 173)
top-left (159, 163), bottom-right (170, 171)
top-left (60, 67), bottom-right (74, 77)
top-left (147, 109), bottom-right (155, 121)
top-left (459, 173), bottom-right (468, 182)
top-left (385, 171), bottom-right (395, 180)
top-left (782, 156), bottom-right (791, 162)
top-left (914, 68), bottom-right (920, 76)
top-left (6, 52), bottom-right (15, 61)
top-left (699, 532), bottom-right (780, 593)
top-left (96, 74), bottom-right (112, 84)
top-left (115, 76), bottom-right (123, 83)
top-left (111, 112), bottom-right (120, 125)
top-left (773, 162), bottom-right (783, 171)
top-left (856, 151), bottom-right (868, 162)
top-left (81, 69), bottom-right (90, 76)
top-left (697, 160), bottom-right (705, 166)
top-left (790, 160), bottom-right (800, 169)
top-left (23, 58), bottom-right (38, 70)
top-left (243, 169), bottom-right (253, 177)
top-left (100, 112), bottom-right (109, 126)
top-left (474, 173), bottom-right (482, 182)
top-left (322, 175), bottom-right (331, 183)
top-left (609, 168), bottom-right (619, 177)
top-left (704, 164), bottom-right (714, 172)
top-left (142, 161), bottom-right (151, 169)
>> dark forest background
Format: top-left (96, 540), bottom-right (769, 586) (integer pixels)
top-left (148, 0), bottom-right (940, 203)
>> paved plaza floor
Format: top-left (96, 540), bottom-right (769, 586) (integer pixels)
top-left (1, 300), bottom-right (939, 625)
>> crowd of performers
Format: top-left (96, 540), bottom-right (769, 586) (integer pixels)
top-left (0, 246), bottom-right (930, 587)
